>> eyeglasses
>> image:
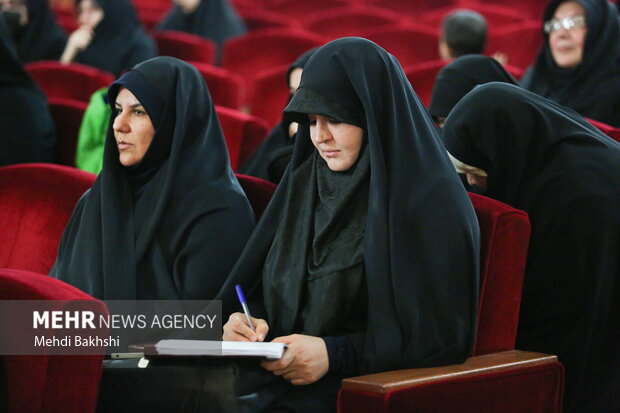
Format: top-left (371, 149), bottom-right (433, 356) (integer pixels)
top-left (544, 15), bottom-right (586, 34)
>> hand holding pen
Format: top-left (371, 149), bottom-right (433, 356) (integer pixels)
top-left (222, 284), bottom-right (269, 342)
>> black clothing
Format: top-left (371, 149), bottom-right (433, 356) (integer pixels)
top-left (158, 0), bottom-right (246, 47)
top-left (429, 54), bottom-right (517, 119)
top-left (50, 57), bottom-right (255, 300)
top-left (442, 82), bottom-right (620, 413)
top-left (215, 37), bottom-right (480, 411)
top-left (0, 18), bottom-right (56, 166)
top-left (239, 48), bottom-right (318, 183)
top-left (521, 0), bottom-right (620, 127)
top-left (74, 0), bottom-right (156, 76)
top-left (10, 0), bottom-right (67, 63)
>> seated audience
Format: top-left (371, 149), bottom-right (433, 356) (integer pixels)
top-left (442, 82), bottom-right (620, 413)
top-left (439, 9), bottom-right (487, 60)
top-left (0, 17), bottom-right (56, 166)
top-left (521, 0), bottom-right (620, 127)
top-left (50, 56), bottom-right (255, 301)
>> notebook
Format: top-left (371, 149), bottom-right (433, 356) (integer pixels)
top-left (151, 339), bottom-right (286, 359)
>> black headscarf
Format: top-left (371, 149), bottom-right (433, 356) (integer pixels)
top-left (239, 48), bottom-right (318, 182)
top-left (0, 17), bottom-right (56, 165)
top-left (74, 0), bottom-right (157, 76)
top-left (158, 0), bottom-right (246, 47)
top-left (442, 82), bottom-right (620, 413)
top-left (217, 38), bottom-right (480, 374)
top-left (521, 0), bottom-right (620, 127)
top-left (8, 0), bottom-right (67, 63)
top-left (50, 57), bottom-right (255, 300)
top-left (429, 54), bottom-right (517, 119)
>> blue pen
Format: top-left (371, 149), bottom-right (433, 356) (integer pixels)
top-left (235, 284), bottom-right (255, 330)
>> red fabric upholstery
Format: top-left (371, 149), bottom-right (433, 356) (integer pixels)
top-left (239, 9), bottom-right (299, 31)
top-left (215, 106), bottom-right (270, 171)
top-left (0, 268), bottom-right (107, 413)
top-left (263, 0), bottom-right (350, 22)
top-left (477, 0), bottom-right (546, 20)
top-left (362, 25), bottom-right (440, 68)
top-left (376, 0), bottom-right (456, 16)
top-left (486, 21), bottom-right (543, 71)
top-left (235, 174), bottom-right (277, 219)
top-left (154, 30), bottom-right (217, 65)
top-left (468, 192), bottom-right (529, 355)
top-left (302, 6), bottom-right (403, 39)
top-left (47, 98), bottom-right (88, 167)
top-left (586, 118), bottom-right (620, 142)
top-left (221, 28), bottom-right (324, 103)
top-left (421, 4), bottom-right (529, 32)
top-left (188, 62), bottom-right (245, 110)
top-left (25, 61), bottom-right (114, 104)
top-left (247, 64), bottom-right (290, 128)
top-left (51, 6), bottom-right (78, 34)
top-left (0, 164), bottom-right (96, 274)
top-left (404, 59), bottom-right (449, 107)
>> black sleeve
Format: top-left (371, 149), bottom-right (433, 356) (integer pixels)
top-left (323, 334), bottom-right (360, 378)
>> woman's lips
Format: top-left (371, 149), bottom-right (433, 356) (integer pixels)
top-left (117, 142), bottom-right (132, 150)
top-left (322, 149), bottom-right (340, 158)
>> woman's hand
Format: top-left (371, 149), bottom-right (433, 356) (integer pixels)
top-left (261, 334), bottom-right (329, 386)
top-left (60, 26), bottom-right (94, 64)
top-left (222, 312), bottom-right (269, 342)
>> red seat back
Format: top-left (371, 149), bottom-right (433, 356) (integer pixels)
top-left (188, 61), bottom-right (245, 110)
top-left (0, 164), bottom-right (96, 274)
top-left (586, 118), bottom-right (620, 143)
top-left (468, 193), bottom-right (530, 355)
top-left (235, 174), bottom-right (277, 219)
top-left (48, 98), bottom-right (88, 167)
top-left (247, 64), bottom-right (290, 128)
top-left (239, 9), bottom-right (299, 31)
top-left (154, 30), bottom-right (217, 65)
top-left (486, 22), bottom-right (542, 70)
top-left (405, 59), bottom-right (449, 107)
top-left (302, 6), bottom-right (403, 40)
top-left (25, 61), bottom-right (115, 103)
top-left (216, 106), bottom-right (270, 171)
top-left (363, 25), bottom-right (441, 68)
top-left (263, 0), bottom-right (350, 23)
top-left (421, 4), bottom-right (529, 32)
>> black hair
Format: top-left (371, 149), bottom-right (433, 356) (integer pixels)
top-left (441, 10), bottom-right (487, 57)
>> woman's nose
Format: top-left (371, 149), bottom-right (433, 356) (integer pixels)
top-left (113, 111), bottom-right (129, 133)
top-left (314, 122), bottom-right (331, 143)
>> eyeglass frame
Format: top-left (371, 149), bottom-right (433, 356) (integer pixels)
top-left (544, 15), bottom-right (587, 34)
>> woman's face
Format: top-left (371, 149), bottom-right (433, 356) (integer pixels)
top-left (78, 0), bottom-right (104, 30)
top-left (308, 114), bottom-right (364, 171)
top-left (113, 88), bottom-right (156, 167)
top-left (547, 1), bottom-right (587, 69)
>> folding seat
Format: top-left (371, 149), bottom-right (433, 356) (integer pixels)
top-left (221, 28), bottom-right (324, 103)
top-left (486, 21), bottom-right (543, 71)
top-left (48, 98), bottom-right (88, 167)
top-left (25, 61), bottom-right (115, 103)
top-left (361, 25), bottom-right (441, 68)
top-left (477, 0), bottom-right (546, 20)
top-left (215, 106), bottom-right (270, 171)
top-left (0, 163), bottom-right (96, 274)
top-left (404, 59), bottom-right (449, 107)
top-left (187, 61), bottom-right (245, 110)
top-left (302, 6), bottom-right (404, 40)
top-left (0, 268), bottom-right (107, 413)
top-left (154, 30), bottom-right (217, 65)
top-left (420, 3), bottom-right (529, 32)
top-left (246, 64), bottom-right (290, 129)
top-left (372, 0), bottom-right (457, 16)
top-left (238, 9), bottom-right (299, 31)
top-left (338, 193), bottom-right (564, 413)
top-left (587, 118), bottom-right (620, 143)
top-left (262, 0), bottom-right (350, 23)
top-left (234, 174), bottom-right (277, 219)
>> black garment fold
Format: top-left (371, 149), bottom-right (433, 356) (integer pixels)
top-left (442, 82), bottom-right (620, 413)
top-left (50, 57), bottom-right (255, 300)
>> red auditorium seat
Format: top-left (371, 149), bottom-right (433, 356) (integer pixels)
top-left (338, 193), bottom-right (564, 413)
top-left (154, 30), bottom-right (217, 65)
top-left (477, 0), bottom-right (546, 20)
top-left (25, 61), bottom-right (114, 104)
top-left (375, 0), bottom-right (457, 16)
top-left (421, 4), bottom-right (529, 32)
top-left (234, 174), bottom-right (277, 219)
top-left (188, 61), bottom-right (245, 110)
top-left (230, 0), bottom-right (265, 12)
top-left (48, 98), bottom-right (88, 167)
top-left (238, 9), bottom-right (299, 31)
top-left (0, 163), bottom-right (96, 274)
top-left (362, 25), bottom-right (441, 68)
top-left (404, 59), bottom-right (449, 107)
top-left (486, 21), bottom-right (543, 71)
top-left (216, 106), bottom-right (270, 171)
top-left (0, 268), bottom-right (108, 413)
top-left (221, 28), bottom-right (324, 103)
top-left (247, 64), bottom-right (290, 128)
top-left (302, 6), bottom-right (403, 40)
top-left (587, 118), bottom-right (620, 143)
top-left (263, 0), bottom-right (350, 23)
top-left (51, 6), bottom-right (78, 34)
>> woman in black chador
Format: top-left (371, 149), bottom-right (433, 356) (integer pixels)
top-left (220, 37), bottom-right (480, 412)
top-left (50, 56), bottom-right (255, 301)
top-left (158, 0), bottom-right (246, 48)
top-left (521, 0), bottom-right (620, 127)
top-left (0, 17), bottom-right (56, 166)
top-left (442, 82), bottom-right (620, 413)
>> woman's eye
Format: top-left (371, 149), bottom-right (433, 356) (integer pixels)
top-left (328, 118), bottom-right (341, 125)
top-left (113, 108), bottom-right (122, 116)
top-left (309, 119), bottom-right (317, 126)
top-left (133, 109), bottom-right (145, 116)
